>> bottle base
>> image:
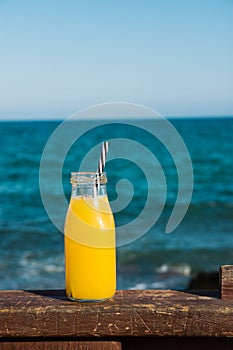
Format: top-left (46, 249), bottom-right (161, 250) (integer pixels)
top-left (67, 296), bottom-right (109, 302)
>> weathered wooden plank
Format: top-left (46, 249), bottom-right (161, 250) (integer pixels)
top-left (0, 289), bottom-right (232, 338)
top-left (220, 265), bottom-right (233, 300)
top-left (0, 341), bottom-right (122, 350)
top-left (0, 338), bottom-right (233, 350)
top-left (122, 337), bottom-right (233, 350)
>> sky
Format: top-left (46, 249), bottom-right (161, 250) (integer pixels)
top-left (0, 0), bottom-right (232, 120)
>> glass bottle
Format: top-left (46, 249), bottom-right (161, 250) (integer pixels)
top-left (64, 172), bottom-right (116, 301)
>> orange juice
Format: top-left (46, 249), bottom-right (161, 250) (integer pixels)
top-left (64, 174), bottom-right (116, 301)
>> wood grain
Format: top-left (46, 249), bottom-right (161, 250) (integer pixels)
top-left (0, 289), bottom-right (232, 338)
top-left (0, 341), bottom-right (122, 350)
top-left (220, 265), bottom-right (233, 300)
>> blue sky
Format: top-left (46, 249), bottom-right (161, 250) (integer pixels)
top-left (0, 0), bottom-right (232, 119)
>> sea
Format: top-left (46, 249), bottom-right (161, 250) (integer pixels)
top-left (0, 117), bottom-right (232, 291)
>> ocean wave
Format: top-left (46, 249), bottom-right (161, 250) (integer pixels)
top-left (127, 264), bottom-right (192, 290)
top-left (0, 250), bottom-right (64, 290)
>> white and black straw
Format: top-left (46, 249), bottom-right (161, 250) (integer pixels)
top-left (97, 141), bottom-right (109, 178)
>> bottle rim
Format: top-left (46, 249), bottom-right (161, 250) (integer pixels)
top-left (70, 172), bottom-right (107, 185)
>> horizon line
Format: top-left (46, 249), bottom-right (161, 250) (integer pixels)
top-left (0, 114), bottom-right (233, 122)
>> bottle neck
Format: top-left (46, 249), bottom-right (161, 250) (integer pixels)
top-left (70, 172), bottom-right (107, 198)
top-left (71, 183), bottom-right (107, 198)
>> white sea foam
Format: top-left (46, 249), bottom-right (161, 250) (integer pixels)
top-left (156, 263), bottom-right (191, 276)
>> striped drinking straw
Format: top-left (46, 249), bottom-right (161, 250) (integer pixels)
top-left (95, 141), bottom-right (109, 196)
top-left (97, 141), bottom-right (109, 177)
top-left (97, 141), bottom-right (109, 180)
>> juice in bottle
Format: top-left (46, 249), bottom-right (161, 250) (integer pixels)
top-left (64, 172), bottom-right (116, 301)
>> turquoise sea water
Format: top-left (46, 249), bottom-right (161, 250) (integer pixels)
top-left (0, 117), bottom-right (232, 290)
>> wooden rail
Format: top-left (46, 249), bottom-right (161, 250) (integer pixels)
top-left (0, 265), bottom-right (232, 350)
